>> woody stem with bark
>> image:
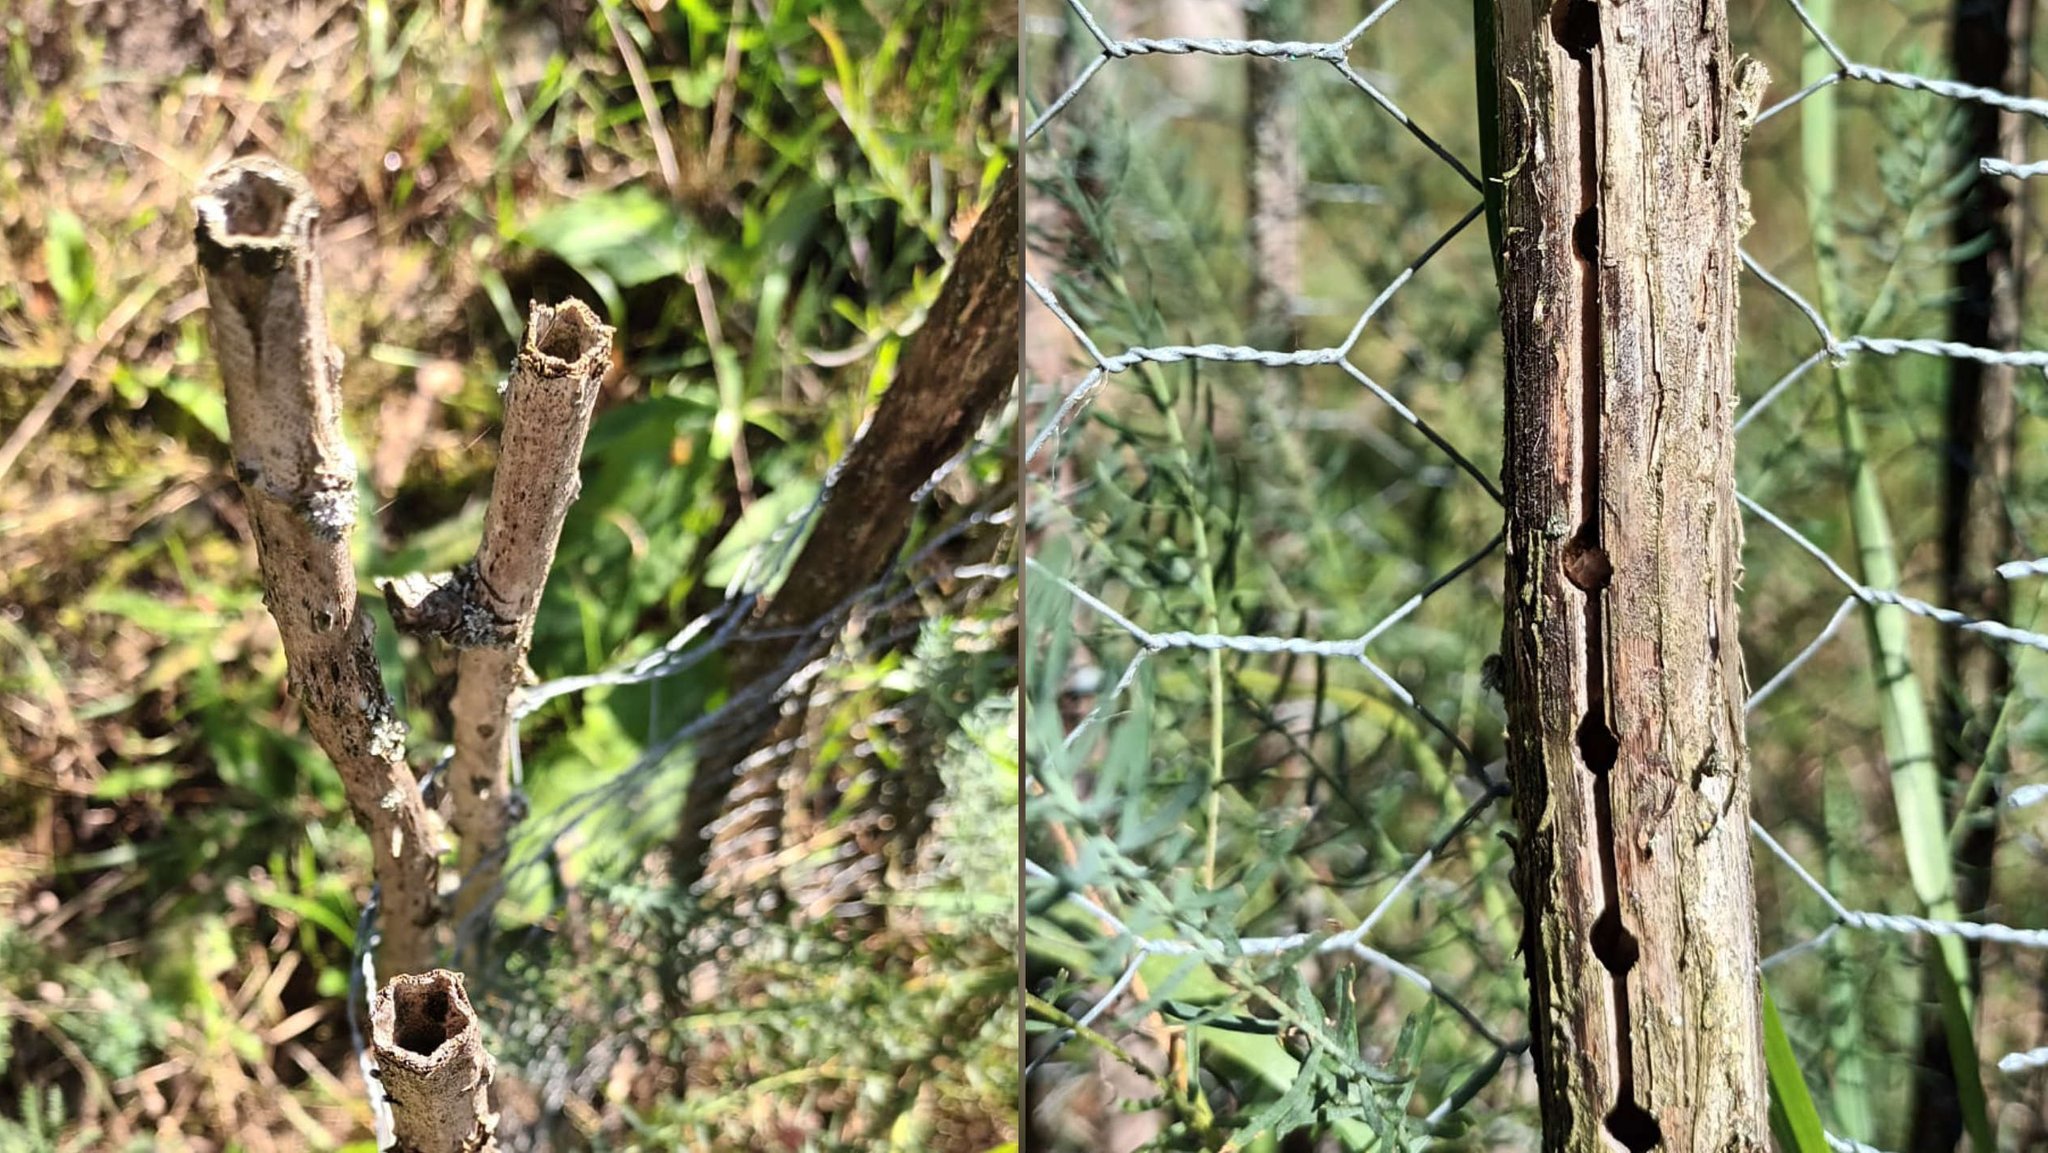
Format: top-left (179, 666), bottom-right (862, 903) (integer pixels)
top-left (194, 157), bottom-right (441, 976)
top-left (371, 969), bottom-right (500, 1153)
top-left (668, 168), bottom-right (1020, 896)
top-left (387, 301), bottom-right (614, 949)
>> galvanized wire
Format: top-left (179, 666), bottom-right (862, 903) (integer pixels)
top-left (1025, 0), bottom-right (2048, 1146)
top-left (346, 391), bottom-right (1015, 1130)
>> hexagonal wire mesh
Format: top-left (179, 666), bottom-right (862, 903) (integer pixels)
top-left (341, 380), bottom-right (1016, 1147)
top-left (1022, 0), bottom-right (2048, 1147)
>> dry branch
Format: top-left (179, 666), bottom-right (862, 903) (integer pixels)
top-left (669, 167), bottom-right (1020, 895)
top-left (386, 301), bottom-right (614, 937)
top-left (370, 969), bottom-right (499, 1153)
top-left (194, 157), bottom-right (440, 976)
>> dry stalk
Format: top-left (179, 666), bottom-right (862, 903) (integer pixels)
top-left (386, 301), bottom-right (614, 938)
top-left (193, 156), bottom-right (440, 975)
top-left (371, 969), bottom-right (500, 1153)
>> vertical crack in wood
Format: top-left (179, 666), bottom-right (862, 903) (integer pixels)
top-left (1498, 0), bottom-right (1767, 1146)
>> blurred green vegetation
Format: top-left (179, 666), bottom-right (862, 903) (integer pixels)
top-left (0, 0), bottom-right (1015, 1148)
top-left (1023, 0), bottom-right (2047, 1148)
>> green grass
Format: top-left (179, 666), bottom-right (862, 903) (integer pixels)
top-left (0, 0), bottom-right (1015, 1145)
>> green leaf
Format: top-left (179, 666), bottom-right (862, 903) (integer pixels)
top-left (158, 376), bottom-right (230, 443)
top-left (702, 478), bottom-right (823, 591)
top-left (1764, 987), bottom-right (1829, 1153)
top-left (516, 187), bottom-right (697, 289)
top-left (247, 886), bottom-right (357, 951)
top-left (93, 764), bottom-right (179, 799)
top-left (83, 588), bottom-right (224, 638)
top-left (43, 209), bottom-right (93, 317)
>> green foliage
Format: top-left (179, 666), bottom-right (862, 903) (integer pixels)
top-left (1024, 7), bottom-right (1515, 1133)
top-left (3, 0), bottom-right (1012, 1143)
top-left (484, 626), bottom-right (1018, 1150)
top-left (1764, 986), bottom-right (1830, 1153)
top-left (1778, 15), bottom-right (2001, 1150)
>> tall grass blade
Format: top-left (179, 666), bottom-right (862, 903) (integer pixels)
top-left (1798, 7), bottom-right (1990, 1147)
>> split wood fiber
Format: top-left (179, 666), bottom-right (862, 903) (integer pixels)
top-left (1493, 0), bottom-right (1769, 1148)
top-left (193, 157), bottom-right (440, 976)
top-left (386, 300), bottom-right (614, 941)
top-left (371, 969), bottom-right (499, 1153)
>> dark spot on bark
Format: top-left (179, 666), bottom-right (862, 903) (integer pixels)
top-left (1573, 206), bottom-right (1600, 264)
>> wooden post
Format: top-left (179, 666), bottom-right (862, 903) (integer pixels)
top-left (1491, 0), bottom-right (1769, 1147)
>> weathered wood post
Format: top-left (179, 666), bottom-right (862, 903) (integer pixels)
top-left (1491, 0), bottom-right (1770, 1147)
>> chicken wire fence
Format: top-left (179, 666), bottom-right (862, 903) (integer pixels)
top-left (340, 395), bottom-right (1016, 1147)
top-left (1023, 0), bottom-right (2048, 1148)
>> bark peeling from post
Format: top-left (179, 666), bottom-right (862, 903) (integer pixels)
top-left (194, 157), bottom-right (441, 977)
top-left (1494, 1), bottom-right (1768, 1148)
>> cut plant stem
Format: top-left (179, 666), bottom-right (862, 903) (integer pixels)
top-left (370, 969), bottom-right (500, 1153)
top-left (192, 156), bottom-right (440, 976)
top-left (378, 310), bottom-right (610, 938)
top-left (436, 300), bottom-right (612, 945)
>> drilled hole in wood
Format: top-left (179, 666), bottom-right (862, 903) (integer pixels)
top-left (1606, 1100), bottom-right (1663, 1151)
top-left (1550, 0), bottom-right (1599, 59)
top-left (1572, 205), bottom-right (1600, 264)
top-left (1575, 711), bottom-right (1617, 775)
top-left (1562, 529), bottom-right (1612, 591)
top-left (1591, 901), bottom-right (1639, 975)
